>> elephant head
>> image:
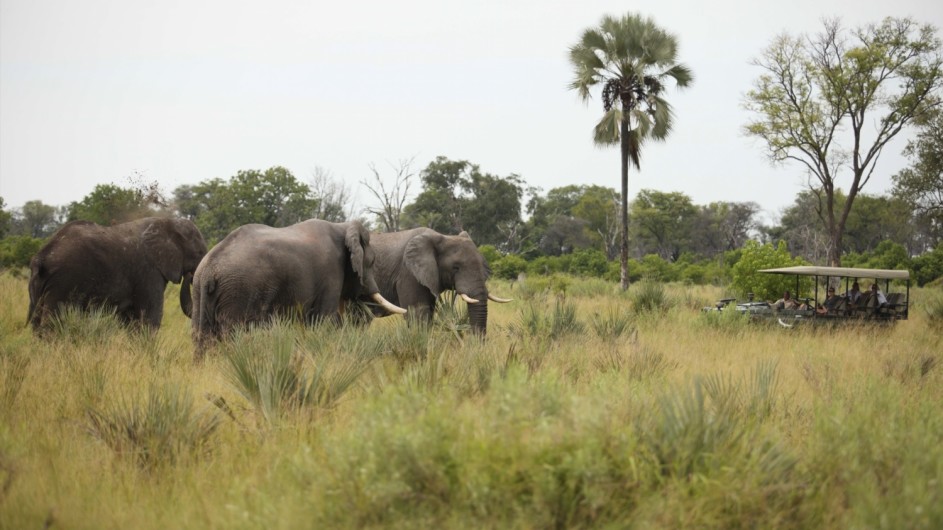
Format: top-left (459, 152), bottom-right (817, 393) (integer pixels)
top-left (403, 230), bottom-right (510, 335)
top-left (142, 217), bottom-right (208, 318)
top-left (345, 221), bottom-right (406, 316)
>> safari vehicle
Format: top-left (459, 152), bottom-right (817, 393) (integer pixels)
top-left (704, 266), bottom-right (910, 327)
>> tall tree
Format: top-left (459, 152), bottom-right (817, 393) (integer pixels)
top-left (14, 200), bottom-right (61, 238)
top-left (892, 109), bottom-right (943, 249)
top-left (68, 184), bottom-right (158, 225)
top-left (765, 190), bottom-right (836, 264)
top-left (744, 17), bottom-right (943, 266)
top-left (361, 158), bottom-right (416, 232)
top-left (403, 157), bottom-right (524, 250)
top-left (691, 201), bottom-right (760, 258)
top-left (173, 167), bottom-right (317, 243)
top-left (569, 13), bottom-right (693, 290)
top-left (310, 166), bottom-right (354, 222)
top-left (0, 197), bottom-right (11, 238)
top-left (572, 185), bottom-right (621, 259)
top-left (628, 189), bottom-right (698, 261)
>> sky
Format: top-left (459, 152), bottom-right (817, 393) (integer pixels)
top-left (2, 0), bottom-right (942, 225)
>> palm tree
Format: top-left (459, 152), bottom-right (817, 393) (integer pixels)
top-left (569, 14), bottom-right (693, 290)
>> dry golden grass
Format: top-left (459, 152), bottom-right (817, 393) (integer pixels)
top-left (1, 271), bottom-right (941, 529)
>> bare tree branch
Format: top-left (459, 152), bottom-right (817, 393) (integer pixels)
top-left (360, 157), bottom-right (416, 232)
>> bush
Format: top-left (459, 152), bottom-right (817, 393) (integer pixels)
top-left (477, 244), bottom-right (501, 265)
top-left (491, 253), bottom-right (527, 280)
top-left (731, 240), bottom-right (808, 301)
top-left (639, 254), bottom-right (678, 282)
top-left (569, 248), bottom-right (609, 277)
top-left (589, 307), bottom-right (635, 340)
top-left (512, 295), bottom-right (584, 340)
top-left (629, 279), bottom-right (672, 314)
top-left (912, 244), bottom-right (943, 286)
top-left (0, 235), bottom-right (43, 271)
top-left (223, 322), bottom-right (369, 423)
top-left (86, 383), bottom-right (220, 469)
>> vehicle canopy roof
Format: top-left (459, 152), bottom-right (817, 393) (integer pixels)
top-left (758, 266), bottom-right (909, 281)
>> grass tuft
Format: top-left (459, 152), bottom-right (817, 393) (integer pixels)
top-left (222, 322), bottom-right (370, 422)
top-left (629, 279), bottom-right (673, 314)
top-left (85, 383), bottom-right (220, 470)
top-left (47, 305), bottom-right (125, 345)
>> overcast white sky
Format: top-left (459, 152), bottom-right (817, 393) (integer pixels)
top-left (2, 0), bottom-right (942, 224)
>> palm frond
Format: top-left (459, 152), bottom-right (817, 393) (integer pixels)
top-left (592, 108), bottom-right (622, 146)
top-left (627, 129), bottom-right (642, 170)
top-left (664, 64), bottom-right (694, 88)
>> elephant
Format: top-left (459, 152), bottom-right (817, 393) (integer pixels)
top-left (27, 217), bottom-right (208, 332)
top-left (190, 219), bottom-right (405, 358)
top-left (360, 228), bottom-right (511, 335)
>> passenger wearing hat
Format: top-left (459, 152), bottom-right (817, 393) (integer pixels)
top-left (817, 286), bottom-right (842, 314)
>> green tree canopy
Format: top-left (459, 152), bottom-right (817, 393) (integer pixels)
top-left (174, 166), bottom-right (318, 244)
top-left (525, 184), bottom-right (617, 257)
top-left (403, 157), bottom-right (524, 250)
top-left (13, 200), bottom-right (62, 238)
top-left (569, 12), bottom-right (693, 289)
top-left (732, 240), bottom-right (809, 301)
top-left (67, 184), bottom-right (159, 225)
top-left (690, 201), bottom-right (760, 258)
top-left (744, 17), bottom-right (943, 266)
top-left (0, 197), bottom-right (11, 238)
top-left (629, 189), bottom-right (698, 261)
top-left (892, 109), bottom-right (943, 249)
top-left (766, 189), bottom-right (918, 262)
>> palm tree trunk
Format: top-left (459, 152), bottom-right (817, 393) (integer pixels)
top-left (620, 118), bottom-right (630, 291)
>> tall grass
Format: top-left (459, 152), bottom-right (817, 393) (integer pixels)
top-left (1, 271), bottom-right (941, 529)
top-left (85, 383), bottom-right (220, 470)
top-left (222, 321), bottom-right (371, 423)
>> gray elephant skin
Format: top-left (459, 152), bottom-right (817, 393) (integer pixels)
top-left (190, 219), bottom-right (404, 357)
top-left (27, 217), bottom-right (208, 331)
top-left (363, 228), bottom-right (511, 335)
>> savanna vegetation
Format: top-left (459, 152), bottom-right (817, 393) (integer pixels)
top-left (1, 271), bottom-right (941, 528)
top-left (2, 11), bottom-right (942, 527)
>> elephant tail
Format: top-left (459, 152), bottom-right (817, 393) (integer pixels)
top-left (192, 274), bottom-right (219, 361)
top-left (200, 276), bottom-right (219, 330)
top-left (26, 255), bottom-right (47, 329)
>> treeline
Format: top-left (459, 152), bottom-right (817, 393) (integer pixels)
top-left (2, 155), bottom-right (942, 286)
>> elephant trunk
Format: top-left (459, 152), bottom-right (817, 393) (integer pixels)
top-left (180, 273), bottom-right (194, 318)
top-left (467, 298), bottom-right (488, 336)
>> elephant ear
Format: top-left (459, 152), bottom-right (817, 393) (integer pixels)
top-left (143, 218), bottom-right (184, 283)
top-left (345, 221), bottom-right (368, 280)
top-left (404, 233), bottom-right (440, 295)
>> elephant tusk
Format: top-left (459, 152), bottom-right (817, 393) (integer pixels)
top-left (488, 294), bottom-right (513, 303)
top-left (372, 292), bottom-right (407, 315)
top-left (460, 293), bottom-right (479, 304)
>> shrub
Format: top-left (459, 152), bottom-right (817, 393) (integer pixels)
top-left (911, 243), bottom-right (943, 286)
top-left (629, 279), bottom-right (672, 314)
top-left (0, 235), bottom-right (44, 271)
top-left (924, 292), bottom-right (943, 329)
top-left (86, 383), bottom-right (220, 470)
top-left (639, 254), bottom-right (678, 282)
top-left (569, 248), bottom-right (609, 277)
top-left (223, 323), bottom-right (369, 422)
top-left (47, 305), bottom-right (124, 346)
top-left (491, 253), bottom-right (527, 280)
top-left (589, 307), bottom-right (635, 341)
top-left (512, 295), bottom-right (584, 340)
top-left (731, 240), bottom-right (809, 301)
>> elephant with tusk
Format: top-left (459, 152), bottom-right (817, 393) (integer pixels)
top-left (360, 228), bottom-right (512, 335)
top-left (190, 219), bottom-right (405, 359)
top-left (27, 217), bottom-right (208, 332)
